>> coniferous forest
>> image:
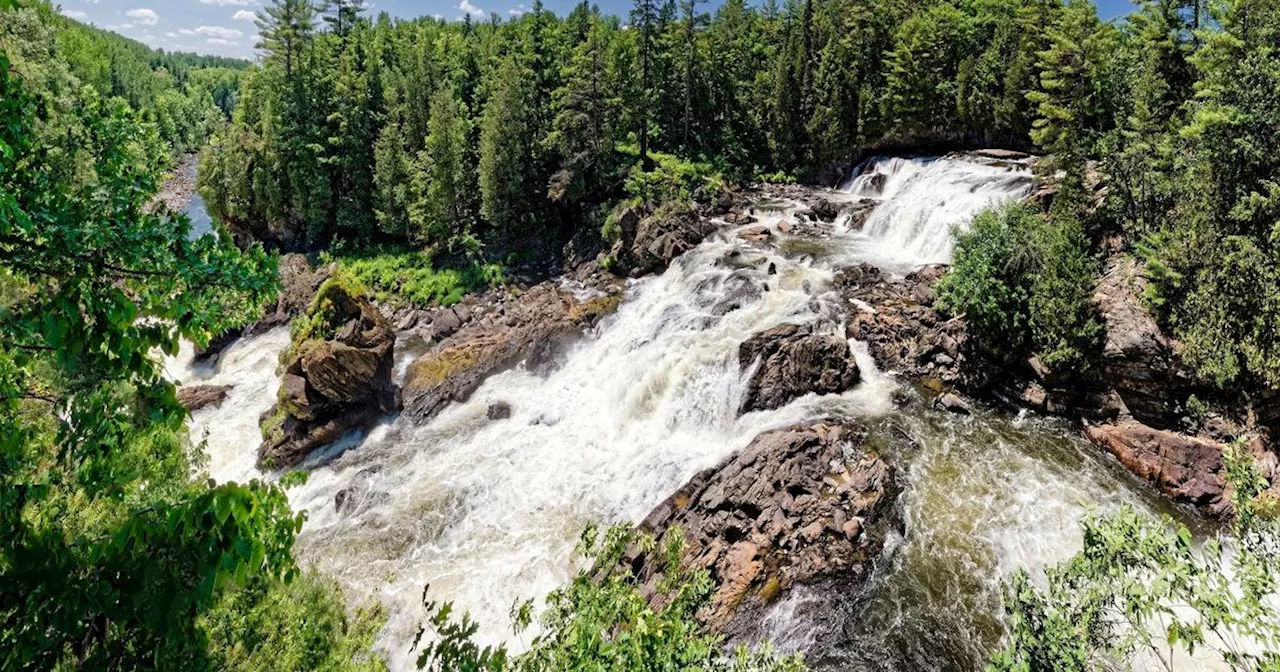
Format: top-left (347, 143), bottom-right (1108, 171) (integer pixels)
top-left (5, 0), bottom-right (1280, 668)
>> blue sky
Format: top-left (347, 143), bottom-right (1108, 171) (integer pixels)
top-left (55, 0), bottom-right (1139, 60)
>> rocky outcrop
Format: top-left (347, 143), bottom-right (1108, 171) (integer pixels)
top-left (177, 384), bottom-right (232, 412)
top-left (196, 254), bottom-right (333, 361)
top-left (610, 202), bottom-right (717, 276)
top-left (402, 281), bottom-right (622, 424)
top-left (1084, 422), bottom-right (1232, 517)
top-left (1092, 258), bottom-right (1199, 425)
top-left (738, 324), bottom-right (860, 413)
top-left (258, 277), bottom-right (398, 469)
top-left (632, 419), bottom-right (900, 636)
top-left (837, 263), bottom-right (970, 386)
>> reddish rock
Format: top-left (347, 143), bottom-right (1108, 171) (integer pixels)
top-left (739, 323), bottom-right (860, 413)
top-left (631, 419), bottom-right (901, 636)
top-left (1084, 421), bottom-right (1231, 516)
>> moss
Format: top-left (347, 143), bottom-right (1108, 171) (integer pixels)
top-left (570, 293), bottom-right (623, 324)
top-left (405, 346), bottom-right (482, 391)
top-left (757, 575), bottom-right (783, 603)
top-left (259, 405), bottom-right (287, 443)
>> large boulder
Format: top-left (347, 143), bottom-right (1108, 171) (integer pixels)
top-left (738, 323), bottom-right (860, 413)
top-left (1084, 421), bottom-right (1231, 517)
top-left (611, 201), bottom-right (717, 276)
top-left (1092, 258), bottom-right (1200, 425)
top-left (196, 254), bottom-right (333, 361)
top-left (632, 419), bottom-right (901, 636)
top-left (258, 276), bottom-right (398, 469)
top-left (402, 281), bottom-right (622, 423)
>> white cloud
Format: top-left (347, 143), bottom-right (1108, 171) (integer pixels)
top-left (507, 4), bottom-right (526, 15)
top-left (179, 25), bottom-right (243, 39)
top-left (232, 9), bottom-right (256, 21)
top-left (125, 8), bottom-right (158, 25)
top-left (165, 31), bottom-right (177, 37)
top-left (200, 0), bottom-right (254, 5)
top-left (459, 0), bottom-right (484, 16)
top-left (432, 13), bottom-right (443, 19)
top-left (61, 8), bottom-right (88, 19)
top-left (105, 23), bottom-right (134, 30)
top-left (207, 38), bottom-right (240, 45)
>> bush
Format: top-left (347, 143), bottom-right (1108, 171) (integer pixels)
top-left (936, 203), bottom-right (1101, 370)
top-left (414, 524), bottom-right (807, 672)
top-left (622, 150), bottom-right (726, 205)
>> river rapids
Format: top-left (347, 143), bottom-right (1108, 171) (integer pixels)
top-left (166, 154), bottom-right (1201, 671)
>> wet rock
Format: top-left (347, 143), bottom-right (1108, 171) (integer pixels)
top-left (737, 225), bottom-right (772, 243)
top-left (177, 384), bottom-right (232, 412)
top-left (333, 468), bottom-right (389, 515)
top-left (430, 308), bottom-right (463, 340)
top-left (739, 323), bottom-right (860, 413)
top-left (806, 198), bottom-right (842, 223)
top-left (258, 278), bottom-right (399, 470)
top-left (487, 401), bottom-right (512, 420)
top-left (933, 392), bottom-right (972, 415)
top-left (631, 419), bottom-right (901, 637)
top-left (842, 200), bottom-right (877, 231)
top-left (396, 311), bottom-right (420, 331)
top-left (1084, 421), bottom-right (1232, 517)
top-left (723, 211), bottom-right (758, 226)
top-left (403, 281), bottom-right (623, 424)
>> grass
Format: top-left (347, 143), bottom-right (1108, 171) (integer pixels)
top-left (321, 246), bottom-right (505, 309)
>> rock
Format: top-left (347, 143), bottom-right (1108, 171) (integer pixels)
top-left (841, 200), bottom-right (877, 231)
top-left (738, 225), bottom-right (772, 243)
top-left (612, 202), bottom-right (716, 276)
top-left (258, 277), bottom-right (399, 470)
top-left (1084, 421), bottom-right (1232, 517)
top-left (431, 308), bottom-right (463, 340)
top-left (933, 392), bottom-right (972, 415)
top-left (973, 148), bottom-right (1031, 160)
top-left (333, 467), bottom-right (389, 515)
top-left (487, 401), bottom-right (512, 420)
top-left (806, 198), bottom-right (842, 223)
top-left (631, 419), bottom-right (901, 636)
top-left (176, 384), bottom-right (232, 412)
top-left (739, 323), bottom-right (860, 413)
top-left (403, 281), bottom-right (623, 424)
top-left (777, 221), bottom-right (792, 234)
top-left (396, 311), bottom-right (420, 331)
top-left (1092, 258), bottom-right (1200, 425)
top-left (724, 211), bottom-right (758, 226)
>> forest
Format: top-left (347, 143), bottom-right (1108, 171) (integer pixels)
top-left (3, 0), bottom-right (1280, 668)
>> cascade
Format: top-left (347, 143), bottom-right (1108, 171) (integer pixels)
top-left (174, 154), bottom-right (1179, 671)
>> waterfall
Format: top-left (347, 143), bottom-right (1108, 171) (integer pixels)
top-left (838, 155), bottom-right (1034, 268)
top-left (174, 155), bottom-right (1179, 672)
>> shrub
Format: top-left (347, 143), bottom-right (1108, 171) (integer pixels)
top-left (936, 203), bottom-right (1101, 370)
top-left (414, 524), bottom-right (807, 672)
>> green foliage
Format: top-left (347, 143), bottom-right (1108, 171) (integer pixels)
top-left (201, 571), bottom-right (387, 672)
top-left (989, 441), bottom-right (1280, 671)
top-left (413, 524), bottom-right (807, 672)
top-left (323, 247), bottom-right (505, 308)
top-left (622, 149), bottom-right (725, 204)
top-left (937, 203), bottom-right (1101, 370)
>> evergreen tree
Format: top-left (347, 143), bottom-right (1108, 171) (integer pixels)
top-left (480, 56), bottom-right (539, 238)
top-left (411, 86), bottom-right (472, 248)
top-left (256, 0), bottom-right (317, 79)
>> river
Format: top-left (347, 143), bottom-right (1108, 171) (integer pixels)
top-left (166, 154), bottom-right (1200, 671)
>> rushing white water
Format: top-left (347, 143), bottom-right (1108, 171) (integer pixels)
top-left (175, 154), bottom-right (1187, 671)
top-left (837, 155), bottom-right (1034, 268)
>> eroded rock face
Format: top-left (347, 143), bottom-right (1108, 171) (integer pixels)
top-left (632, 419), bottom-right (901, 636)
top-left (176, 384), bottom-right (232, 412)
top-left (1093, 258), bottom-right (1199, 425)
top-left (402, 281), bottom-right (622, 424)
top-left (739, 323), bottom-right (860, 413)
top-left (1084, 421), bottom-right (1231, 517)
top-left (258, 278), bottom-right (398, 469)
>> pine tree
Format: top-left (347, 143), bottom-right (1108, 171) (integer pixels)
top-left (256, 0), bottom-right (317, 79)
top-left (411, 86), bottom-right (471, 248)
top-left (480, 56), bottom-right (538, 237)
top-left (631, 0), bottom-right (660, 167)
